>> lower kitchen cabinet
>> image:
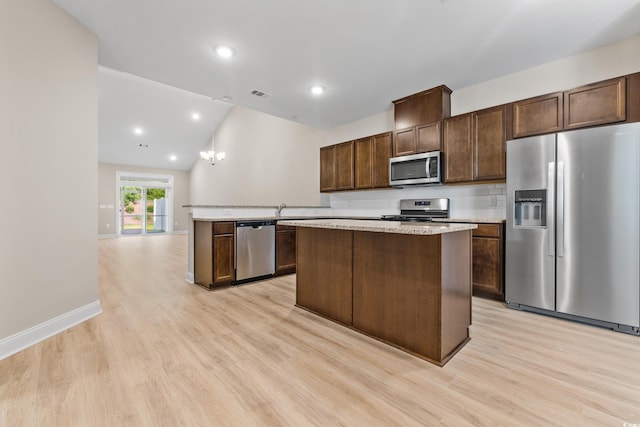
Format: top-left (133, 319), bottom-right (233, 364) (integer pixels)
top-left (275, 224), bottom-right (296, 275)
top-left (471, 223), bottom-right (505, 301)
top-left (194, 221), bottom-right (235, 289)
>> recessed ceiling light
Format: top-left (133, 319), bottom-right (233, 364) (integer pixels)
top-left (170, 155), bottom-right (177, 161)
top-left (310, 85), bottom-right (325, 95)
top-left (215, 45), bottom-right (235, 59)
top-left (133, 127), bottom-right (143, 135)
top-left (192, 112), bottom-right (201, 121)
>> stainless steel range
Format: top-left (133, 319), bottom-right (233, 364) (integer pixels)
top-left (380, 198), bottom-right (450, 222)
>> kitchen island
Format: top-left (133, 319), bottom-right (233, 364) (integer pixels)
top-left (278, 219), bottom-right (477, 366)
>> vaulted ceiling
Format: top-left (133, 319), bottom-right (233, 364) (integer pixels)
top-left (54, 0), bottom-right (640, 170)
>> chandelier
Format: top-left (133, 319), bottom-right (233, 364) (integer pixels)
top-left (200, 134), bottom-right (226, 165)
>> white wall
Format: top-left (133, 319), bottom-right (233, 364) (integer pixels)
top-left (189, 106), bottom-right (325, 206)
top-left (0, 0), bottom-right (99, 353)
top-left (318, 35), bottom-right (640, 218)
top-left (98, 163), bottom-right (191, 236)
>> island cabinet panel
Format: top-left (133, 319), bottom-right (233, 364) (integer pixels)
top-left (295, 227), bottom-right (353, 325)
top-left (564, 77), bottom-right (626, 130)
top-left (194, 221), bottom-right (235, 289)
top-left (320, 145), bottom-right (336, 192)
top-left (511, 92), bottom-right (564, 138)
top-left (335, 141), bottom-right (355, 190)
top-left (275, 225), bottom-right (296, 275)
top-left (352, 232), bottom-right (443, 361)
top-left (194, 221), bottom-right (213, 288)
top-left (443, 113), bottom-right (473, 182)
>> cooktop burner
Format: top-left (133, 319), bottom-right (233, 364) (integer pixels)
top-left (380, 198), bottom-right (450, 223)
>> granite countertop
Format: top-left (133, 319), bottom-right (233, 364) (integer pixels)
top-left (193, 215), bottom-right (380, 222)
top-left (433, 217), bottom-right (506, 224)
top-left (278, 219), bottom-right (477, 236)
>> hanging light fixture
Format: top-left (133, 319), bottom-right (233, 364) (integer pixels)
top-left (199, 133), bottom-right (226, 165)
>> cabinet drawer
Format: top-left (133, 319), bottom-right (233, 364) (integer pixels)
top-left (276, 224), bottom-right (296, 231)
top-left (472, 224), bottom-right (501, 238)
top-left (214, 222), bottom-right (235, 235)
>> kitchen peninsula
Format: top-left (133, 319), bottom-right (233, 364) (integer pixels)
top-left (278, 219), bottom-right (477, 366)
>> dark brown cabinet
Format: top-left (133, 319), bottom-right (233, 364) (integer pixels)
top-left (355, 132), bottom-right (392, 189)
top-left (443, 113), bottom-right (473, 183)
top-left (511, 92), bottom-right (564, 139)
top-left (392, 85), bottom-right (451, 157)
top-left (194, 221), bottom-right (235, 289)
top-left (474, 106), bottom-right (506, 180)
top-left (471, 223), bottom-right (504, 301)
top-left (564, 77), bottom-right (626, 130)
top-left (320, 145), bottom-right (336, 192)
top-left (335, 141), bottom-right (354, 190)
top-left (443, 106), bottom-right (506, 184)
top-left (275, 224), bottom-right (296, 275)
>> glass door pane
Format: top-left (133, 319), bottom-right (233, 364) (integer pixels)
top-left (120, 186), bottom-right (143, 235)
top-left (145, 188), bottom-right (167, 234)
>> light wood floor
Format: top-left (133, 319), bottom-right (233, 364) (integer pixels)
top-left (1, 234), bottom-right (640, 426)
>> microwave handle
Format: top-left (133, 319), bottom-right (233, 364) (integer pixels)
top-left (425, 158), bottom-right (431, 178)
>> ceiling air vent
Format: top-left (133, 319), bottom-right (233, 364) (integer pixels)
top-left (250, 89), bottom-right (271, 98)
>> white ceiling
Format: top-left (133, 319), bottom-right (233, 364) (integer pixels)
top-left (54, 0), bottom-right (640, 170)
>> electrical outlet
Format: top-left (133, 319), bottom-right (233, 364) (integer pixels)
top-left (106, 223), bottom-right (110, 229)
top-left (489, 195), bottom-right (497, 207)
top-left (223, 209), bottom-right (232, 216)
top-left (174, 221), bottom-right (178, 226)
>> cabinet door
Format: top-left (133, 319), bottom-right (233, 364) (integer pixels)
top-left (512, 92), bottom-right (563, 138)
top-left (628, 72), bottom-right (640, 124)
top-left (213, 234), bottom-right (234, 285)
top-left (472, 237), bottom-right (503, 296)
top-left (335, 141), bottom-right (354, 190)
top-left (393, 127), bottom-right (416, 156)
top-left (564, 77), bottom-right (626, 130)
top-left (275, 229), bottom-right (296, 275)
top-left (372, 132), bottom-right (392, 188)
top-left (320, 145), bottom-right (336, 192)
top-left (354, 137), bottom-right (373, 190)
top-left (416, 122), bottom-right (441, 153)
top-left (194, 221), bottom-right (213, 288)
top-left (443, 113), bottom-right (472, 183)
top-left (474, 106), bottom-right (506, 180)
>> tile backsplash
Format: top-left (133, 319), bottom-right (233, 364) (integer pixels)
top-left (328, 183), bottom-right (507, 219)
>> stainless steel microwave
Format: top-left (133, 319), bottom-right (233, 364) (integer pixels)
top-left (389, 151), bottom-right (442, 187)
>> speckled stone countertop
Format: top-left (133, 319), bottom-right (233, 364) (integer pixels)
top-left (433, 217), bottom-right (506, 224)
top-left (193, 216), bottom-right (380, 222)
top-left (278, 219), bottom-right (477, 236)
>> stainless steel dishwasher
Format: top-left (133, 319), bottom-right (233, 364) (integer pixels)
top-left (235, 220), bottom-right (276, 284)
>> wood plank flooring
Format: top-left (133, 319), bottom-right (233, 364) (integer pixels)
top-left (1, 234), bottom-right (640, 426)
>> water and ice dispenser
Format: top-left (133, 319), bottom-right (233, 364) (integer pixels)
top-left (513, 190), bottom-right (546, 227)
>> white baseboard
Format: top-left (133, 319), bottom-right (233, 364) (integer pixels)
top-left (97, 234), bottom-right (117, 239)
top-left (0, 300), bottom-right (102, 361)
top-left (185, 272), bottom-right (194, 284)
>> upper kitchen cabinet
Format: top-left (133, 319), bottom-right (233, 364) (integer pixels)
top-left (392, 85), bottom-right (451, 156)
top-left (628, 72), bottom-right (640, 123)
top-left (443, 105), bottom-right (506, 184)
top-left (443, 113), bottom-right (472, 183)
top-left (335, 141), bottom-right (355, 190)
top-left (511, 92), bottom-right (564, 139)
top-left (564, 77), bottom-right (626, 130)
top-left (320, 145), bottom-right (336, 192)
top-left (355, 132), bottom-right (392, 190)
top-left (474, 105), bottom-right (506, 180)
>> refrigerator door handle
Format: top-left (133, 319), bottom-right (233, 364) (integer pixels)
top-left (548, 162), bottom-right (555, 257)
top-left (557, 161), bottom-right (565, 257)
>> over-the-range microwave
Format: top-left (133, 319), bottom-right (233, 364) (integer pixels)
top-left (389, 151), bottom-right (442, 187)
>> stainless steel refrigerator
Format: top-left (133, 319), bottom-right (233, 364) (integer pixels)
top-left (506, 122), bottom-right (640, 335)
